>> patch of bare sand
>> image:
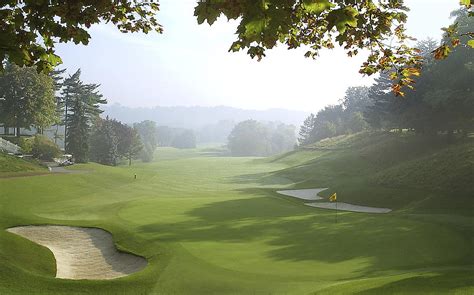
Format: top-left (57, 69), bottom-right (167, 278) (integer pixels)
top-left (305, 202), bottom-right (392, 213)
top-left (276, 188), bottom-right (328, 200)
top-left (7, 225), bottom-right (147, 280)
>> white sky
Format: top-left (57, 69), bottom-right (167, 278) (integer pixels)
top-left (56, 0), bottom-right (460, 113)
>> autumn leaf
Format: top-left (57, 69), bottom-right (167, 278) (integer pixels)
top-left (468, 39), bottom-right (474, 48)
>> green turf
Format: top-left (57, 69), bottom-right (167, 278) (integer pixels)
top-left (0, 134), bottom-right (472, 294)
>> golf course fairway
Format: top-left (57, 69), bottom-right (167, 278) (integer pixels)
top-left (1, 133), bottom-right (473, 294)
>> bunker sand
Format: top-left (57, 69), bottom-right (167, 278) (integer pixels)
top-left (305, 202), bottom-right (392, 213)
top-left (7, 225), bottom-right (147, 280)
top-left (277, 188), bottom-right (391, 213)
top-left (276, 188), bottom-right (327, 200)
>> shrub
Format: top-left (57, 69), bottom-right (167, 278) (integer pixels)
top-left (18, 137), bottom-right (34, 154)
top-left (31, 135), bottom-right (60, 161)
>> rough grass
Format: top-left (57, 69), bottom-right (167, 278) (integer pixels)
top-left (271, 132), bottom-right (473, 213)
top-left (0, 152), bottom-right (46, 177)
top-left (0, 134), bottom-right (472, 294)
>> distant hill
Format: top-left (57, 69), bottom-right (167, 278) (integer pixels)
top-left (102, 104), bottom-right (309, 129)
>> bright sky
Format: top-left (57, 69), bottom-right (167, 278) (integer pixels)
top-left (56, 0), bottom-right (460, 112)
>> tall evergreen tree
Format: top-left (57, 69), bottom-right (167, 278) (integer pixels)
top-left (49, 68), bottom-right (66, 143)
top-left (298, 114), bottom-right (315, 146)
top-left (365, 72), bottom-right (398, 130)
top-left (66, 96), bottom-right (89, 162)
top-left (62, 70), bottom-right (83, 148)
top-left (64, 69), bottom-right (106, 161)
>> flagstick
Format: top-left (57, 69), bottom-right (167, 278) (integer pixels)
top-left (335, 201), bottom-right (338, 224)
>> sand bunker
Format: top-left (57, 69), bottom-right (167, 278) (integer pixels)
top-left (7, 225), bottom-right (147, 280)
top-left (276, 188), bottom-right (327, 200)
top-left (305, 202), bottom-right (392, 213)
top-left (276, 188), bottom-right (391, 213)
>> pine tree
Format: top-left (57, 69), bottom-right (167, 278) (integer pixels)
top-left (298, 114), bottom-right (316, 145)
top-left (62, 69), bottom-right (82, 149)
top-left (49, 68), bottom-right (66, 144)
top-left (64, 69), bottom-right (106, 161)
top-left (66, 96), bottom-right (89, 162)
top-left (364, 72), bottom-right (395, 130)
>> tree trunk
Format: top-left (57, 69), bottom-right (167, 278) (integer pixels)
top-left (54, 124), bottom-right (59, 144)
top-left (64, 97), bottom-right (68, 152)
top-left (16, 127), bottom-right (20, 138)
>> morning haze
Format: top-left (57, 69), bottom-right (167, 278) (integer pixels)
top-left (0, 1), bottom-right (472, 294)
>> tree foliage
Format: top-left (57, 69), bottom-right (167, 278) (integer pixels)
top-left (49, 68), bottom-right (66, 143)
top-left (300, 86), bottom-right (371, 145)
top-left (195, 1), bottom-right (472, 95)
top-left (171, 130), bottom-right (197, 149)
top-left (228, 120), bottom-right (296, 156)
top-left (1, 1), bottom-right (471, 95)
top-left (0, 63), bottom-right (57, 136)
top-left (298, 113), bottom-right (315, 145)
top-left (64, 69), bottom-right (106, 162)
top-left (31, 135), bottom-right (61, 161)
top-left (134, 120), bottom-right (158, 162)
top-left (90, 117), bottom-right (145, 166)
top-left (66, 94), bottom-right (90, 162)
top-left (0, 0), bottom-right (162, 72)
top-left (365, 13), bottom-right (474, 138)
top-left (90, 117), bottom-right (119, 166)
top-left (110, 119), bottom-right (143, 165)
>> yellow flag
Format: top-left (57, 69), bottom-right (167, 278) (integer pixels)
top-left (329, 193), bottom-right (337, 202)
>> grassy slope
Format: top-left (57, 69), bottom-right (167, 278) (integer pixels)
top-left (0, 153), bottom-right (46, 177)
top-left (0, 135), bottom-right (472, 294)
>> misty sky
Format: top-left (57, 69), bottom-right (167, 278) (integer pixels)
top-left (56, 0), bottom-right (460, 112)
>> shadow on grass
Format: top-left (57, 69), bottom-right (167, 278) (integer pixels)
top-left (137, 191), bottom-right (466, 277)
top-left (354, 271), bottom-right (474, 294)
top-left (226, 171), bottom-right (296, 187)
top-left (197, 148), bottom-right (231, 157)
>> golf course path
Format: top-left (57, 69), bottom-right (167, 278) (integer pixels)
top-left (305, 202), bottom-right (392, 213)
top-left (276, 188), bottom-right (327, 200)
top-left (7, 225), bottom-right (147, 280)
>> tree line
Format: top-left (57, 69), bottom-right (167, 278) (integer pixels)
top-left (299, 11), bottom-right (474, 146)
top-left (0, 65), bottom-right (159, 165)
top-left (228, 120), bottom-right (296, 157)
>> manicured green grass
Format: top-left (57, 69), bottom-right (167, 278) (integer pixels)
top-left (0, 135), bottom-right (472, 294)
